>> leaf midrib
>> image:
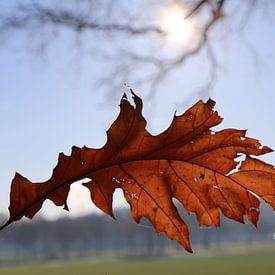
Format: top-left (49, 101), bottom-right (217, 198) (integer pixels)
top-left (1, 142), bottom-right (257, 231)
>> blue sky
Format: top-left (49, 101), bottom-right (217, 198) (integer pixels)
top-left (0, 2), bottom-right (275, 222)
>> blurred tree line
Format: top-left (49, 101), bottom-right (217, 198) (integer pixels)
top-left (0, 204), bottom-right (274, 263)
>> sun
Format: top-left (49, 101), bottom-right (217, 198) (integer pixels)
top-left (160, 7), bottom-right (194, 44)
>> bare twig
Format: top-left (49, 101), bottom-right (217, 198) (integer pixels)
top-left (144, 0), bottom-right (226, 100)
top-left (1, 0), bottom-right (268, 102)
top-left (1, 2), bottom-right (163, 35)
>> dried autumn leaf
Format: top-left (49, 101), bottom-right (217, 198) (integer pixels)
top-left (1, 92), bottom-right (274, 252)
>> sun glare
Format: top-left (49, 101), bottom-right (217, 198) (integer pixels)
top-left (161, 7), bottom-right (193, 44)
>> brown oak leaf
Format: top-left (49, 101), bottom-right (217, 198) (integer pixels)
top-left (1, 92), bottom-right (274, 252)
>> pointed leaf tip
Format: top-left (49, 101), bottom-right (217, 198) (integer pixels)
top-left (130, 88), bottom-right (136, 97)
top-left (130, 90), bottom-right (143, 113)
top-left (206, 98), bottom-right (216, 109)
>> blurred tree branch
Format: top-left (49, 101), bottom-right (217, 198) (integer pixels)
top-left (0, 0), bottom-right (273, 101)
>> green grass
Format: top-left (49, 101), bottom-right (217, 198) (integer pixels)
top-left (1, 247), bottom-right (275, 275)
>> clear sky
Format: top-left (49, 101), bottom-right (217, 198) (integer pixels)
top-left (0, 1), bottom-right (275, 223)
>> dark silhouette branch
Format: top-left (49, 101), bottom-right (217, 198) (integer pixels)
top-left (1, 0), bottom-right (268, 101)
top-left (1, 2), bottom-right (163, 35)
top-left (185, 0), bottom-right (209, 19)
top-left (143, 0), bottom-right (225, 99)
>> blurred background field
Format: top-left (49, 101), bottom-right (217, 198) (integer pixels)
top-left (0, 206), bottom-right (275, 274)
top-left (1, 245), bottom-right (275, 275)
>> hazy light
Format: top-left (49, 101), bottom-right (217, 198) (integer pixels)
top-left (161, 7), bottom-right (194, 44)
